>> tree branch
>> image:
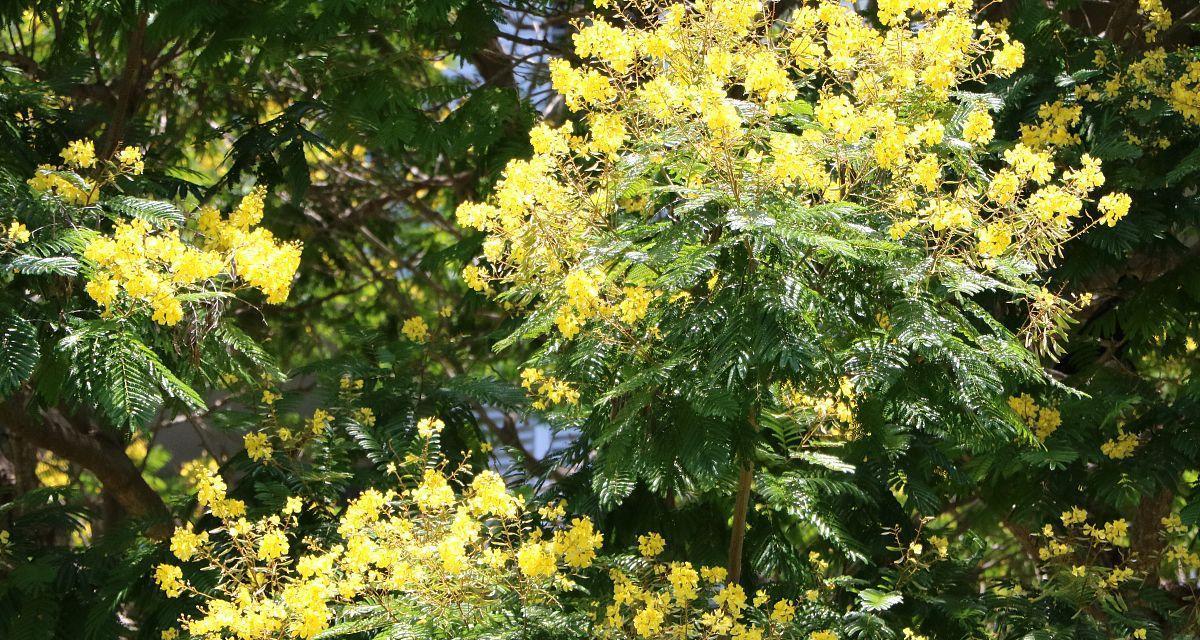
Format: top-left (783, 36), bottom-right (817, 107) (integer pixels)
top-left (100, 11), bottom-right (149, 159)
top-left (1, 392), bottom-right (171, 539)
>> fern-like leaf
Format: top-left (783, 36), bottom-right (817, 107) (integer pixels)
top-left (0, 313), bottom-right (39, 396)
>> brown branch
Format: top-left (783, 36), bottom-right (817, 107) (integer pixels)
top-left (100, 12), bottom-right (149, 159)
top-left (470, 37), bottom-right (518, 90)
top-left (1, 392), bottom-right (171, 539)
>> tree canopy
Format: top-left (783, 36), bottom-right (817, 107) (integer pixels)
top-left (1, 1), bottom-right (1199, 639)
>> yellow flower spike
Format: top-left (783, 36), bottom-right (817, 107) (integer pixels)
top-left (416, 416), bottom-right (444, 439)
top-left (516, 539), bottom-right (558, 578)
top-left (992, 39), bottom-right (1026, 76)
top-left (1098, 192), bottom-right (1132, 226)
top-left (117, 146), bottom-right (144, 174)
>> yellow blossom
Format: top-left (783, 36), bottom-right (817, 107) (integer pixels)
top-left (257, 530), bottom-right (289, 561)
top-left (402, 316), bottom-right (429, 342)
top-left (60, 139), bottom-right (97, 168)
top-left (416, 416), bottom-right (445, 439)
top-left (244, 431), bottom-right (272, 462)
top-left (5, 221), bottom-right (31, 244)
top-left (155, 563), bottom-right (186, 597)
top-left (637, 532), bottom-right (665, 558)
top-left (962, 109), bottom-right (995, 145)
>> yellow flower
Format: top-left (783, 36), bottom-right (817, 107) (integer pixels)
top-left (770, 599), bottom-right (796, 623)
top-left (617, 286), bottom-right (653, 324)
top-left (60, 139), bottom-right (97, 168)
top-left (244, 431), bottom-right (272, 462)
top-left (633, 600), bottom-right (666, 637)
top-left (1061, 506), bottom-right (1088, 526)
top-left (993, 39), bottom-right (1026, 76)
top-left (929, 535), bottom-right (949, 558)
top-left (117, 146), bottom-right (145, 174)
top-left (467, 470), bottom-right (520, 518)
top-left (154, 563), bottom-right (186, 597)
top-left (701, 565), bottom-right (728, 584)
top-left (416, 416), bottom-right (445, 439)
top-left (1034, 406), bottom-right (1061, 441)
top-left (462, 263), bottom-right (489, 292)
top-left (257, 529), bottom-right (290, 561)
top-left (229, 186), bottom-right (267, 230)
top-left (555, 517), bottom-right (604, 568)
top-left (667, 562), bottom-right (700, 602)
top-left (1101, 431), bottom-right (1139, 459)
top-left (402, 316), bottom-right (429, 342)
top-left (962, 109), bottom-right (995, 145)
top-left (283, 496), bottom-right (303, 515)
top-left (1098, 192), bottom-right (1132, 226)
top-left (587, 112), bottom-right (627, 156)
top-left (170, 526), bottom-right (209, 562)
top-left (85, 274), bottom-right (120, 308)
top-left (637, 532), bottom-right (665, 558)
top-left (912, 154), bottom-right (940, 191)
top-left (309, 408), bottom-right (332, 434)
top-left (976, 222), bottom-right (1012, 258)
top-left (413, 468), bottom-right (455, 511)
top-left (516, 539), bottom-right (557, 578)
top-left (6, 221), bottom-right (31, 244)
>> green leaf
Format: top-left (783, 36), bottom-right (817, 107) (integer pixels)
top-left (6, 254), bottom-right (79, 276)
top-left (1166, 145), bottom-right (1200, 186)
top-left (213, 321), bottom-right (285, 381)
top-left (793, 450), bottom-right (855, 474)
top-left (0, 314), bottom-right (39, 396)
top-left (101, 336), bottom-right (162, 428)
top-left (103, 196), bottom-right (184, 228)
top-left (123, 337), bottom-right (206, 412)
top-left (858, 588), bottom-right (903, 612)
top-left (1181, 497), bottom-right (1200, 526)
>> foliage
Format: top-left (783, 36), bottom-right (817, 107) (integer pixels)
top-left (1, 0), bottom-right (1199, 639)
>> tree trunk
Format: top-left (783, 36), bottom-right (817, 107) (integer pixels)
top-left (726, 458), bottom-right (755, 583)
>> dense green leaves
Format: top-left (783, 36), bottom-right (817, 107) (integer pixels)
top-left (0, 314), bottom-right (39, 396)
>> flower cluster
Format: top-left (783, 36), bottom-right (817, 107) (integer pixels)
top-left (520, 367), bottom-right (581, 410)
top-left (778, 378), bottom-right (858, 441)
top-left (1035, 508), bottom-right (1137, 596)
top-left (1007, 394), bottom-right (1061, 441)
top-left (79, 186), bottom-right (301, 325)
top-left (1100, 430), bottom-right (1139, 459)
top-left (4, 221), bottom-right (31, 245)
top-left (591, 531), bottom-right (803, 640)
top-left (157, 459), bottom-right (603, 639)
top-left (245, 396), bottom-right (338, 462)
top-left (401, 315), bottom-right (430, 342)
top-left (455, 0), bottom-right (1129, 350)
top-left (1161, 513), bottom-right (1200, 573)
top-left (195, 187), bottom-right (303, 304)
top-left (28, 140), bottom-right (145, 206)
top-left (1074, 18), bottom-right (1200, 133)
